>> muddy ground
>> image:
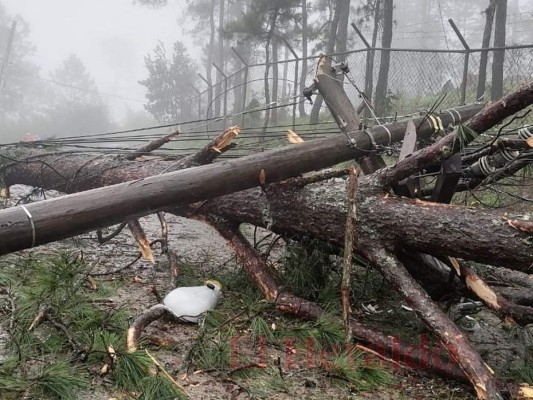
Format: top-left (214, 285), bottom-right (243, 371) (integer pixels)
top-left (2, 185), bottom-right (530, 399)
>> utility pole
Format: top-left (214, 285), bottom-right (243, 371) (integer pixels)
top-left (0, 21), bottom-right (17, 94)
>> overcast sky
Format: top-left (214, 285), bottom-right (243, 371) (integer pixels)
top-left (3, 0), bottom-right (193, 119)
top-left (3, 1), bottom-right (532, 121)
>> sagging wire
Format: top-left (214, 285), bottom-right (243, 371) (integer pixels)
top-left (341, 66), bottom-right (384, 126)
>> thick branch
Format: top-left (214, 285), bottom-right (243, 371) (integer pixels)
top-left (127, 305), bottom-right (167, 352)
top-left (362, 242), bottom-right (503, 400)
top-left (195, 184), bottom-right (532, 271)
top-left (341, 167), bottom-right (358, 341)
top-left (210, 219), bottom-right (467, 381)
top-left (172, 126), bottom-right (239, 168)
top-left (125, 129), bottom-right (180, 161)
top-left (447, 257), bottom-right (533, 325)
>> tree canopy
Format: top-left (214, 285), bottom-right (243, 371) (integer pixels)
top-left (139, 40), bottom-right (198, 123)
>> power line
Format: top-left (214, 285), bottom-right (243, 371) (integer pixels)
top-left (9, 69), bottom-right (146, 103)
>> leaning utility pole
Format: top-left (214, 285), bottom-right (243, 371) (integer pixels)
top-left (0, 21), bottom-right (17, 94)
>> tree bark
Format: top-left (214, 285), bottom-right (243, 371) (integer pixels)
top-left (298, 0), bottom-right (309, 118)
top-left (374, 0), bottom-right (393, 116)
top-left (336, 0), bottom-right (351, 62)
top-left (313, 55), bottom-right (361, 133)
top-left (309, 0), bottom-right (342, 124)
top-left (208, 219), bottom-right (469, 379)
top-left (477, 0), bottom-right (496, 100)
top-left (361, 243), bottom-right (504, 400)
top-left (261, 8), bottom-right (279, 137)
top-left (214, 0), bottom-right (225, 117)
top-left (491, 0), bottom-right (507, 101)
top-left (271, 35), bottom-right (279, 126)
top-left (2, 78), bottom-right (533, 398)
top-left (7, 71), bottom-right (531, 260)
top-left (206, 0), bottom-right (216, 119)
top-left (15, 104), bottom-right (466, 255)
top-left (197, 182), bottom-right (532, 271)
top-left (364, 0), bottom-right (381, 109)
top-left (1, 105), bottom-right (479, 192)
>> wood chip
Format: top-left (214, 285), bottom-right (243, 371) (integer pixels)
top-left (128, 220), bottom-right (155, 263)
top-left (287, 129), bottom-right (304, 143)
top-left (506, 218), bottom-right (533, 233)
top-left (211, 126), bottom-right (240, 153)
top-left (87, 275), bottom-right (98, 290)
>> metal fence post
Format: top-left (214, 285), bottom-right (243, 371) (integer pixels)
top-left (198, 73), bottom-right (212, 119)
top-left (212, 63), bottom-right (228, 119)
top-left (231, 47), bottom-right (249, 126)
top-left (351, 22), bottom-right (374, 117)
top-left (283, 39), bottom-right (299, 130)
top-left (449, 19), bottom-right (470, 104)
top-left (188, 84), bottom-right (202, 120)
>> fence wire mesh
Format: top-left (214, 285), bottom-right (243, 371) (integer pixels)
top-left (187, 45), bottom-right (533, 137)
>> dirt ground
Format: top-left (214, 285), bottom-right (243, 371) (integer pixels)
top-left (2, 185), bottom-right (525, 400)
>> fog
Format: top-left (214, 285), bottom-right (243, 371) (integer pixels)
top-left (1, 0), bottom-right (532, 144)
top-left (2, 0), bottom-right (190, 118)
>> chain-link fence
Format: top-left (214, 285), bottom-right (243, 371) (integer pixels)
top-left (183, 43), bottom-right (533, 135)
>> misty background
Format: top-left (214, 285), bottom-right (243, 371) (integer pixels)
top-left (1, 0), bottom-right (532, 145)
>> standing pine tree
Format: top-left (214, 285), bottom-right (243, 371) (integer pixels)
top-left (139, 41), bottom-right (198, 123)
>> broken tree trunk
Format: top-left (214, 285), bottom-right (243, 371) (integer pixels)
top-left (361, 243), bottom-right (503, 400)
top-left (1, 74), bottom-right (533, 399)
top-left (0, 106), bottom-right (479, 256)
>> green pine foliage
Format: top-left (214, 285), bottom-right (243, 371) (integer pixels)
top-left (0, 252), bottom-right (185, 399)
top-left (0, 241), bottom-right (394, 399)
top-left (179, 239), bottom-right (392, 397)
top-left (138, 374), bottom-right (187, 400)
top-left (32, 362), bottom-right (88, 400)
top-left (279, 238), bottom-right (339, 301)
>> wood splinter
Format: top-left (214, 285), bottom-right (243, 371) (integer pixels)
top-left (341, 166), bottom-right (359, 343)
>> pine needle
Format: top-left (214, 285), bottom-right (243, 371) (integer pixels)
top-left (145, 349), bottom-right (188, 397)
top-left (33, 362), bottom-right (88, 400)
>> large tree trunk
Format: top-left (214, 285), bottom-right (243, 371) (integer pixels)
top-left (364, 0), bottom-right (381, 113)
top-left (271, 35), bottom-right (279, 126)
top-left (477, 0), bottom-right (496, 100)
top-left (309, 0), bottom-right (342, 124)
top-left (336, 0), bottom-right (351, 62)
top-left (491, 0), bottom-right (507, 100)
top-left (206, 0), bottom-right (216, 119)
top-left (0, 104), bottom-right (482, 255)
top-left (214, 0), bottom-right (225, 117)
top-left (261, 8), bottom-right (279, 137)
top-left (298, 0), bottom-right (308, 118)
top-left (374, 0), bottom-right (393, 115)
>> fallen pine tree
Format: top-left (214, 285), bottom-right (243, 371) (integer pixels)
top-left (1, 57), bottom-right (532, 399)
